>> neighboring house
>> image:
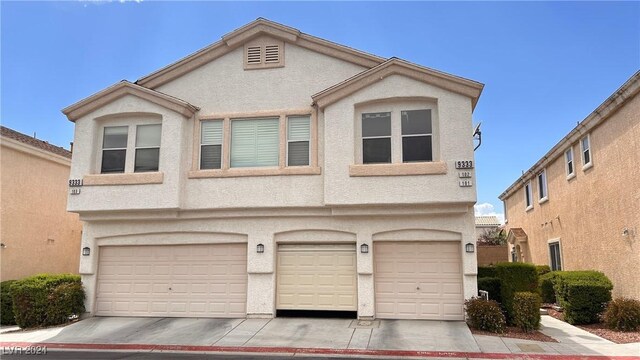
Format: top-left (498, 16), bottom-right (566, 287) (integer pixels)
top-left (0, 126), bottom-right (82, 280)
top-left (499, 71), bottom-right (640, 300)
top-left (475, 216), bottom-right (507, 266)
top-left (62, 19), bottom-right (484, 320)
top-left (475, 215), bottom-right (501, 240)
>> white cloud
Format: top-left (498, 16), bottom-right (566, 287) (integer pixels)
top-left (474, 202), bottom-right (505, 224)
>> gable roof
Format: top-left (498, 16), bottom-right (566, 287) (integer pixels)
top-left (498, 70), bottom-right (640, 201)
top-left (1, 126), bottom-right (72, 159)
top-left (311, 58), bottom-right (484, 109)
top-left (136, 18), bottom-right (386, 89)
top-left (475, 216), bottom-right (501, 227)
top-left (62, 81), bottom-right (199, 122)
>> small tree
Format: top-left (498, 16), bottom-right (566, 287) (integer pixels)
top-left (478, 228), bottom-right (507, 246)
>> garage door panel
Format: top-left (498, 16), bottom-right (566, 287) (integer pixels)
top-left (374, 241), bottom-right (463, 320)
top-left (96, 244), bottom-right (247, 318)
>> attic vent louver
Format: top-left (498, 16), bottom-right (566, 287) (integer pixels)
top-left (264, 45), bottom-right (279, 63)
top-left (244, 39), bottom-right (284, 70)
top-left (247, 46), bottom-right (261, 64)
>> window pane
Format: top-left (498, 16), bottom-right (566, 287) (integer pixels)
top-left (101, 149), bottom-right (126, 173)
top-left (402, 136), bottom-right (432, 162)
top-left (288, 116), bottom-right (310, 141)
top-left (525, 184), bottom-right (531, 206)
top-left (136, 124), bottom-right (161, 147)
top-left (584, 149), bottom-right (590, 164)
top-left (401, 109), bottom-right (431, 135)
top-left (363, 138), bottom-right (391, 164)
top-left (103, 126), bottom-right (128, 149)
top-left (201, 120), bottom-right (223, 145)
top-left (362, 112), bottom-right (391, 137)
top-left (134, 148), bottom-right (159, 172)
top-left (538, 172), bottom-right (546, 198)
top-left (288, 141), bottom-right (309, 166)
top-left (581, 137), bottom-right (589, 151)
top-left (201, 144), bottom-right (222, 169)
top-left (231, 118), bottom-right (279, 168)
top-left (568, 161), bottom-right (573, 174)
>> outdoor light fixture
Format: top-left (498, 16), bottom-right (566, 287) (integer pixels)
top-left (465, 243), bottom-right (475, 253)
top-left (360, 243), bottom-right (369, 254)
top-left (82, 247), bottom-right (90, 256)
top-left (256, 244), bottom-right (265, 253)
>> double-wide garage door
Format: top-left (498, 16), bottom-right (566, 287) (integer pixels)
top-left (375, 242), bottom-right (463, 320)
top-left (96, 244), bottom-right (247, 318)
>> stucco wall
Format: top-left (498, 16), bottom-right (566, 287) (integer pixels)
top-left (477, 245), bottom-right (508, 266)
top-left (0, 142), bottom-right (82, 280)
top-left (503, 92), bottom-right (640, 299)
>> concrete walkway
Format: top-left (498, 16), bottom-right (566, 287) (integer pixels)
top-left (1, 315), bottom-right (638, 358)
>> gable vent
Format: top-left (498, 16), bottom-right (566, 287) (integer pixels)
top-left (247, 46), bottom-right (261, 64)
top-left (264, 45), bottom-right (280, 63)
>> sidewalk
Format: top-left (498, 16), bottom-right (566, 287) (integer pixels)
top-left (1, 316), bottom-right (638, 359)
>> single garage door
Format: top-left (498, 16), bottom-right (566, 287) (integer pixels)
top-left (374, 241), bottom-right (463, 320)
top-left (277, 244), bottom-right (357, 311)
top-left (96, 243), bottom-right (247, 318)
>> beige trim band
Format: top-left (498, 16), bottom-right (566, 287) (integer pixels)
top-left (349, 162), bottom-right (447, 177)
top-left (83, 172), bottom-right (164, 185)
top-left (188, 166), bottom-right (321, 179)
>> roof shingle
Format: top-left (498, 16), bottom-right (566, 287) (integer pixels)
top-left (1, 126), bottom-right (71, 159)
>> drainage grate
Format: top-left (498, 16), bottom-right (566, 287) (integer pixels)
top-left (349, 320), bottom-right (380, 329)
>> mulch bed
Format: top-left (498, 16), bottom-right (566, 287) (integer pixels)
top-left (545, 306), bottom-right (640, 344)
top-left (469, 326), bottom-right (558, 342)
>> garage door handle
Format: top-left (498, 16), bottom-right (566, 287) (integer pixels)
top-left (169, 287), bottom-right (172, 290)
top-left (416, 286), bottom-right (420, 290)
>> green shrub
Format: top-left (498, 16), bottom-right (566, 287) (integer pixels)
top-left (478, 277), bottom-right (502, 304)
top-left (494, 262), bottom-right (539, 324)
top-left (535, 265), bottom-right (551, 277)
top-left (554, 271), bottom-right (612, 325)
top-left (513, 292), bottom-right (541, 332)
top-left (539, 271), bottom-right (560, 304)
top-left (1, 280), bottom-right (16, 325)
top-left (11, 274), bottom-right (85, 328)
top-left (478, 266), bottom-right (497, 279)
top-left (603, 297), bottom-right (640, 332)
top-left (465, 297), bottom-right (506, 333)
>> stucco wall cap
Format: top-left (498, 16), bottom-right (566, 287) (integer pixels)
top-left (61, 81), bottom-right (199, 122)
top-left (498, 70), bottom-right (640, 201)
top-left (311, 58), bottom-right (484, 110)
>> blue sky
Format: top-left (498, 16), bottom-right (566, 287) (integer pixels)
top-left (2, 1), bottom-right (639, 218)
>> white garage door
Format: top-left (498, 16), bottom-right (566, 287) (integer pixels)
top-left (96, 244), bottom-right (247, 318)
top-left (277, 244), bottom-right (357, 311)
top-left (374, 242), bottom-right (463, 320)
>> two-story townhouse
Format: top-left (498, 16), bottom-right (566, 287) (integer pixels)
top-left (62, 19), bottom-right (484, 320)
top-left (499, 71), bottom-right (640, 300)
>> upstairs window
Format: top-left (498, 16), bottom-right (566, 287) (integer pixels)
top-left (134, 124), bottom-right (161, 172)
top-left (230, 118), bottom-right (279, 168)
top-left (401, 109), bottom-right (432, 162)
top-left (101, 126), bottom-right (128, 174)
top-left (581, 135), bottom-right (592, 168)
top-left (537, 169), bottom-right (548, 202)
top-left (524, 181), bottom-right (533, 210)
top-left (287, 115), bottom-right (310, 166)
top-left (362, 112), bottom-right (391, 164)
top-left (565, 148), bottom-right (574, 177)
top-left (200, 120), bottom-right (223, 170)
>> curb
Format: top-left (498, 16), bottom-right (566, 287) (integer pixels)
top-left (1, 342), bottom-right (638, 359)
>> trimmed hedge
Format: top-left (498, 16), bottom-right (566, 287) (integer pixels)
top-left (1, 280), bottom-right (16, 325)
top-left (603, 297), bottom-right (640, 332)
top-left (539, 271), bottom-right (560, 304)
top-left (494, 262), bottom-right (539, 323)
top-left (465, 297), bottom-right (506, 333)
top-left (535, 265), bottom-right (551, 277)
top-left (478, 277), bottom-right (502, 304)
top-left (11, 274), bottom-right (85, 328)
top-left (554, 271), bottom-right (612, 325)
top-left (513, 292), bottom-right (541, 332)
top-left (478, 266), bottom-right (497, 279)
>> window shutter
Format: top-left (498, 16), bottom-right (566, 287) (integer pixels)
top-left (201, 121), bottom-right (223, 145)
top-left (231, 118), bottom-right (279, 168)
top-left (287, 116), bottom-right (310, 141)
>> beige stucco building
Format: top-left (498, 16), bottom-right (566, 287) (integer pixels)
top-left (0, 126), bottom-right (82, 280)
top-left (499, 71), bottom-right (640, 300)
top-left (62, 19), bottom-right (484, 320)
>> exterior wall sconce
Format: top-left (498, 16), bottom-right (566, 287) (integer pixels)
top-left (360, 243), bottom-right (369, 254)
top-left (256, 244), bottom-right (264, 253)
top-left (465, 243), bottom-right (475, 253)
top-left (82, 247), bottom-right (91, 256)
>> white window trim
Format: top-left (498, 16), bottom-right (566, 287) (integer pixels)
top-left (565, 147), bottom-right (576, 181)
top-left (355, 100), bottom-right (438, 165)
top-left (100, 125), bottom-right (129, 174)
top-left (581, 134), bottom-right (593, 171)
top-left (538, 169), bottom-right (548, 204)
top-left (524, 180), bottom-right (533, 211)
top-left (134, 124), bottom-right (162, 173)
top-left (547, 238), bottom-right (563, 271)
top-left (286, 116), bottom-right (311, 167)
top-left (199, 119), bottom-right (224, 170)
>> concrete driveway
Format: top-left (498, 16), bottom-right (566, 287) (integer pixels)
top-left (39, 317), bottom-right (479, 352)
